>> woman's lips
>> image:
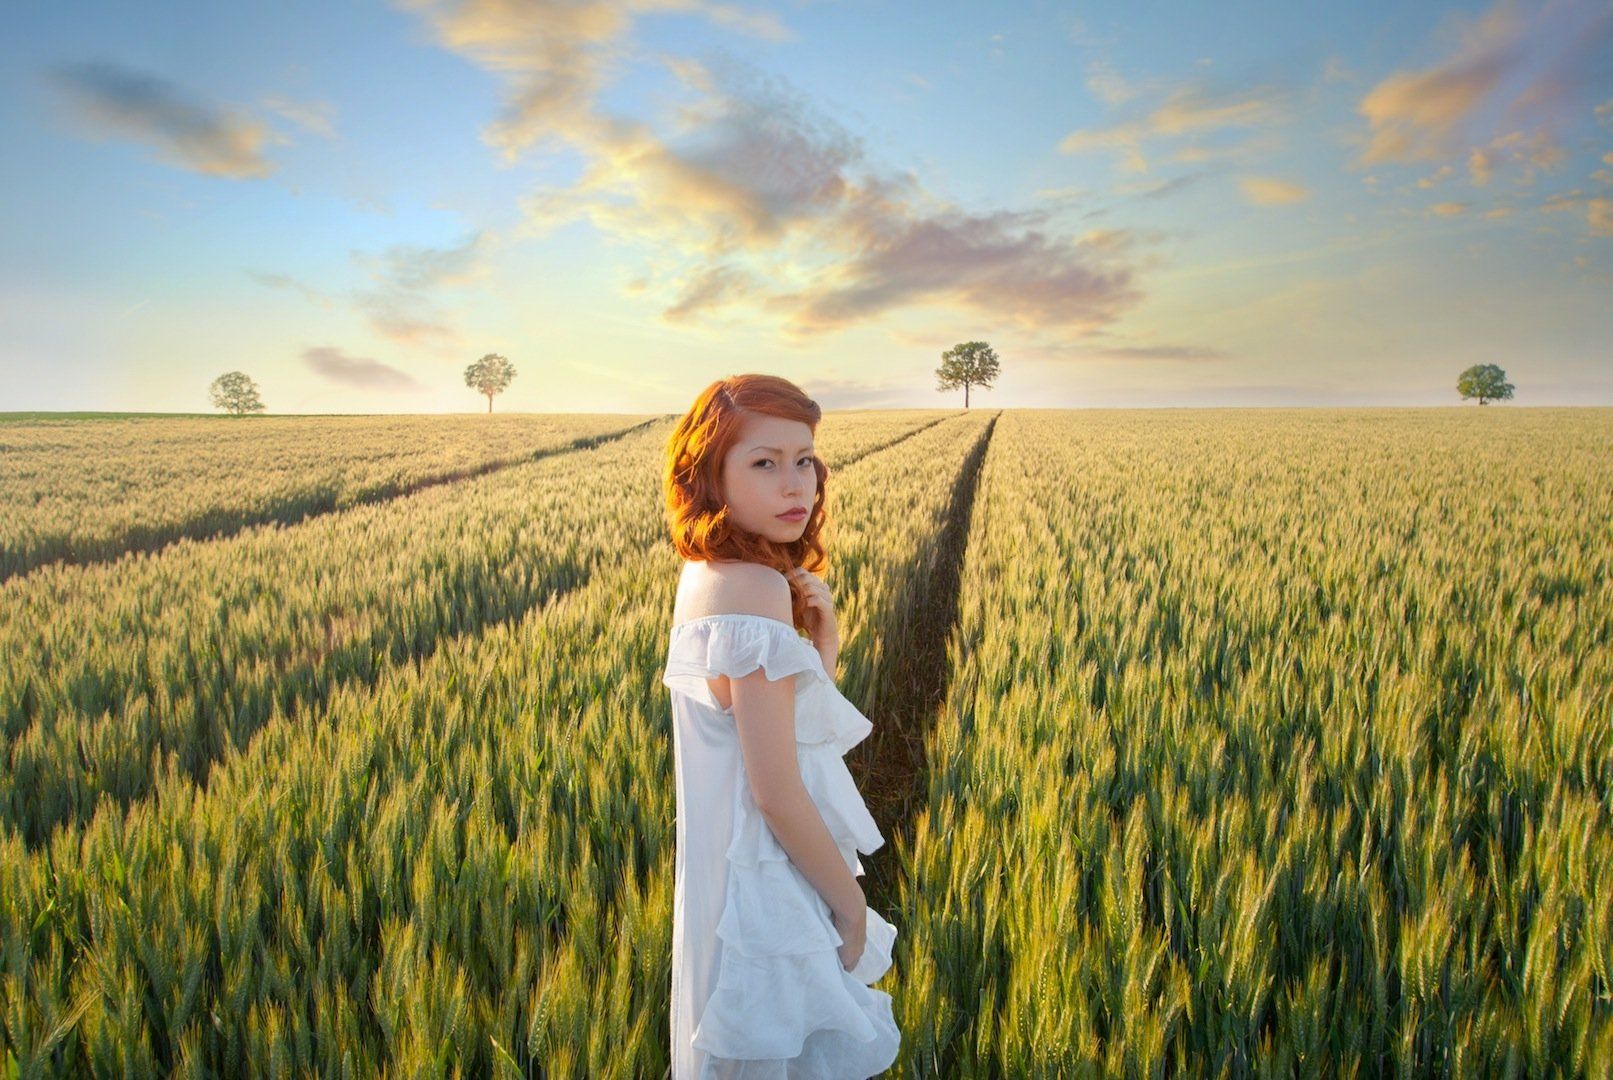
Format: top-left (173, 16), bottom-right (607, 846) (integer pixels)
top-left (777, 509), bottom-right (806, 520)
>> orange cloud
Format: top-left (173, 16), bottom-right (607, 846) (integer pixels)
top-left (1059, 77), bottom-right (1291, 173)
top-left (1468, 129), bottom-right (1571, 187)
top-left (1355, 0), bottom-right (1612, 169)
top-left (1540, 190), bottom-right (1613, 236)
top-left (1240, 177), bottom-right (1310, 205)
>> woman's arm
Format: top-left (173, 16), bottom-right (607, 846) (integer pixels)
top-left (756, 782), bottom-right (864, 921)
top-left (730, 667), bottom-right (863, 922)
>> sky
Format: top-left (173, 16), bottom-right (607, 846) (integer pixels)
top-left (2, 0), bottom-right (1611, 414)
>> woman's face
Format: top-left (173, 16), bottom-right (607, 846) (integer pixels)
top-left (720, 413), bottom-right (818, 545)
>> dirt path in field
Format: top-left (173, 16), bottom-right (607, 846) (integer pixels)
top-left (855, 409), bottom-right (999, 918)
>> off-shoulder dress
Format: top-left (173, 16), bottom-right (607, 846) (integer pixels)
top-left (663, 613), bottom-right (901, 1079)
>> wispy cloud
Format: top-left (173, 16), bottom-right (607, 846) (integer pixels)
top-left (303, 345), bottom-right (425, 390)
top-left (261, 95), bottom-right (338, 139)
top-left (45, 59), bottom-right (278, 178)
top-left (248, 270), bottom-right (339, 308)
top-left (663, 262), bottom-right (758, 323)
top-left (251, 230), bottom-right (496, 351)
top-left (351, 230), bottom-right (492, 349)
top-left (1111, 173), bottom-right (1206, 201)
top-left (1059, 76), bottom-right (1293, 173)
top-left (1009, 339), bottom-right (1234, 365)
top-left (1539, 190), bottom-right (1613, 236)
top-left (1466, 129), bottom-right (1570, 187)
top-left (1240, 176), bottom-right (1310, 205)
top-left (1085, 58), bottom-right (1143, 106)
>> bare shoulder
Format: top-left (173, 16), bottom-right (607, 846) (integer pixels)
top-left (676, 560), bottom-right (792, 624)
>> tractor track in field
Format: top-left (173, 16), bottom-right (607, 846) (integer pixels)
top-left (828, 413), bottom-right (958, 472)
top-left (0, 417), bottom-right (664, 586)
top-left (855, 409), bottom-right (999, 921)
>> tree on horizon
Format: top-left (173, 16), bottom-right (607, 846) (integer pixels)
top-left (937, 341), bottom-right (1000, 408)
top-left (1457, 364), bottom-right (1515, 405)
top-left (209, 372), bottom-right (265, 416)
top-left (465, 353), bottom-right (516, 413)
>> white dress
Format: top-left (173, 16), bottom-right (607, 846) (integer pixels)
top-left (663, 613), bottom-right (901, 1079)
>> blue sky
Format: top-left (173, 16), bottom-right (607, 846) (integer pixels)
top-left (2, 0), bottom-right (1611, 412)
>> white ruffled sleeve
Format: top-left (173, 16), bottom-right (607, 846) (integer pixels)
top-left (662, 614), bottom-right (829, 713)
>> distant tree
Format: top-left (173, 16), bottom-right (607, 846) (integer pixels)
top-left (936, 341), bottom-right (1000, 408)
top-left (1457, 363), bottom-right (1515, 405)
top-left (465, 353), bottom-right (516, 413)
top-left (209, 371), bottom-right (265, 415)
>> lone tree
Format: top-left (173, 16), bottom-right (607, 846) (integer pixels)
top-left (465, 353), bottom-right (516, 413)
top-left (209, 371), bottom-right (265, 415)
top-left (937, 341), bottom-right (1000, 408)
top-left (1457, 363), bottom-right (1515, 405)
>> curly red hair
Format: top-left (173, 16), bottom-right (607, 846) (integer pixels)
top-left (664, 374), bottom-right (830, 631)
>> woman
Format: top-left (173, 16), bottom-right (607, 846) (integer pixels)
top-left (661, 374), bottom-right (901, 1078)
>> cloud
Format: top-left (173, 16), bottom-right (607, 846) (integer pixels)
top-left (1465, 129), bottom-right (1570, 187)
top-left (394, 0), bottom-right (791, 164)
top-left (1058, 77), bottom-right (1292, 173)
top-left (1416, 164), bottom-right (1456, 188)
top-left (1354, 0), bottom-right (1613, 169)
top-left (261, 95), bottom-right (338, 139)
top-left (355, 231), bottom-right (490, 290)
top-left (1580, 197), bottom-right (1606, 235)
top-left (1239, 176), bottom-right (1310, 205)
top-left (248, 271), bottom-right (339, 308)
top-left (1011, 340), bottom-right (1233, 364)
top-left (400, 3), bottom-right (1155, 345)
top-left (663, 262), bottom-right (757, 322)
top-left (1111, 173), bottom-right (1206, 200)
top-left (1085, 58), bottom-right (1141, 106)
top-left (519, 61), bottom-right (867, 260)
top-left (1091, 343), bottom-right (1231, 361)
top-left (1321, 56), bottom-right (1356, 84)
top-left (303, 345), bottom-right (425, 390)
top-left (44, 59), bottom-right (279, 178)
top-left (1428, 201), bottom-right (1469, 216)
top-left (756, 204), bottom-right (1146, 338)
top-left (1539, 190), bottom-right (1613, 236)
top-left (351, 230), bottom-right (492, 348)
top-left (251, 231), bottom-right (496, 352)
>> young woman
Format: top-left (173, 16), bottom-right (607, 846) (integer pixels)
top-left (661, 374), bottom-right (901, 1078)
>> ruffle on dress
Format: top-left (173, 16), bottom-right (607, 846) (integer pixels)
top-left (664, 614), bottom-right (901, 1074)
top-left (663, 614), bottom-right (876, 753)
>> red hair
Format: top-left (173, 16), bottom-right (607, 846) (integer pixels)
top-left (664, 374), bottom-right (830, 632)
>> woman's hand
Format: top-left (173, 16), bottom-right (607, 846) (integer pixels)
top-left (788, 566), bottom-right (839, 655)
top-left (832, 905), bottom-right (867, 973)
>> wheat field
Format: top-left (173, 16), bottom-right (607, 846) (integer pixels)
top-left (1, 407), bottom-right (1607, 1076)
